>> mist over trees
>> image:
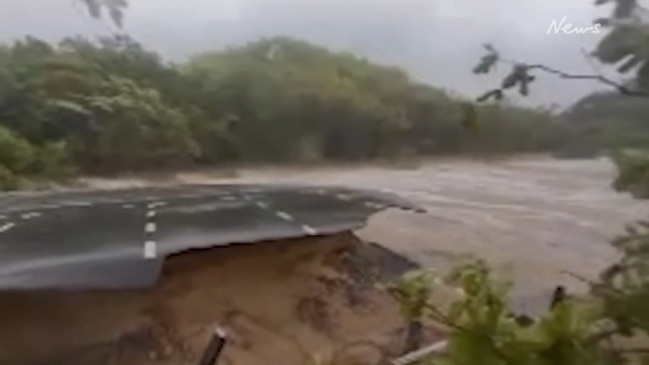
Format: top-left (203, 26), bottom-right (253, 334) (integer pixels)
top-left (0, 35), bottom-right (566, 189)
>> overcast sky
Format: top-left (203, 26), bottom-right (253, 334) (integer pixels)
top-left (0, 0), bottom-right (633, 107)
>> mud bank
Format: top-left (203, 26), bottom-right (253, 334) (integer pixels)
top-left (0, 233), bottom-right (432, 365)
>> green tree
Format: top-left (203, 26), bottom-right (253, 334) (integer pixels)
top-left (0, 32), bottom-right (565, 188)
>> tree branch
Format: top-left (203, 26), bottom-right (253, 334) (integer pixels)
top-left (524, 63), bottom-right (648, 97)
top-left (483, 51), bottom-right (649, 99)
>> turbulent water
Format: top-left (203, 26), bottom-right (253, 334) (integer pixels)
top-left (185, 156), bottom-right (648, 313)
top-left (81, 156), bottom-right (648, 312)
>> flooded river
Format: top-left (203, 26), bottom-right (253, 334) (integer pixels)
top-left (187, 156), bottom-right (649, 311)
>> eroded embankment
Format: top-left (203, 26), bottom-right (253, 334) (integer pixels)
top-left (0, 233), bottom-right (439, 365)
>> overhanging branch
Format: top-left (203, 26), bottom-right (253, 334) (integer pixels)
top-left (524, 63), bottom-right (648, 97)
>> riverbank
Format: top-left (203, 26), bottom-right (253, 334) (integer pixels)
top-left (0, 233), bottom-right (441, 365)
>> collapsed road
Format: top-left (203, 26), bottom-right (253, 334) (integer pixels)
top-left (0, 184), bottom-right (424, 290)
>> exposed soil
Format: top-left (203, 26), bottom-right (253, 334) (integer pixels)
top-left (0, 233), bottom-right (440, 365)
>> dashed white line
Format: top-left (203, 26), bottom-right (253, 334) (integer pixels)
top-left (145, 222), bottom-right (157, 233)
top-left (364, 202), bottom-right (385, 210)
top-left (221, 196), bottom-right (237, 201)
top-left (122, 204), bottom-right (135, 209)
top-left (0, 222), bottom-right (15, 233)
top-left (336, 193), bottom-right (353, 201)
top-left (301, 225), bottom-right (318, 236)
top-left (146, 211), bottom-right (157, 218)
top-left (67, 202), bottom-right (92, 207)
top-left (255, 201), bottom-right (269, 210)
top-left (144, 241), bottom-right (157, 259)
top-left (21, 212), bottom-right (42, 220)
top-left (276, 211), bottom-right (294, 222)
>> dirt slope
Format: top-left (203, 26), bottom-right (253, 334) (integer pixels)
top-left (0, 233), bottom-right (433, 365)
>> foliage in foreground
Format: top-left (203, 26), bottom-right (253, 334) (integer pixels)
top-left (391, 245), bottom-right (649, 365)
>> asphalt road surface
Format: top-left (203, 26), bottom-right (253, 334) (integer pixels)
top-left (0, 184), bottom-right (422, 290)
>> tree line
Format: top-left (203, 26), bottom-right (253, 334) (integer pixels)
top-left (0, 35), bottom-right (568, 189)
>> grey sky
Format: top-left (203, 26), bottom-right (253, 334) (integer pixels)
top-left (0, 0), bottom-right (631, 107)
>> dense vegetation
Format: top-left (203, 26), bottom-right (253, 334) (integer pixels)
top-left (0, 35), bottom-right (565, 190)
top-left (551, 91), bottom-right (649, 158)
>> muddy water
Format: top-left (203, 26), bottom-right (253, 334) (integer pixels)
top-left (180, 157), bottom-right (649, 313)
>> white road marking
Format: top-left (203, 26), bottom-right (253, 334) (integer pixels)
top-left (301, 225), bottom-right (318, 236)
top-left (67, 202), bottom-right (92, 207)
top-left (364, 202), bottom-right (385, 210)
top-left (147, 211), bottom-right (156, 218)
top-left (0, 222), bottom-right (15, 233)
top-left (276, 211), bottom-right (294, 222)
top-left (256, 201), bottom-right (269, 210)
top-left (145, 222), bottom-right (157, 233)
top-left (144, 241), bottom-right (157, 259)
top-left (21, 212), bottom-right (42, 220)
top-left (0, 215), bottom-right (6, 220)
top-left (315, 189), bottom-right (326, 195)
top-left (122, 204), bottom-right (135, 209)
top-left (336, 193), bottom-right (352, 201)
top-left (222, 196), bottom-right (237, 201)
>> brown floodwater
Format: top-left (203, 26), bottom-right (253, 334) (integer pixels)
top-left (179, 156), bottom-right (648, 313)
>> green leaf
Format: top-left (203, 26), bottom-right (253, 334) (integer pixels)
top-left (476, 89), bottom-right (503, 103)
top-left (473, 54), bottom-right (499, 75)
top-left (501, 72), bottom-right (518, 89)
top-left (514, 323), bottom-right (553, 348)
top-left (483, 44), bottom-right (498, 54)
